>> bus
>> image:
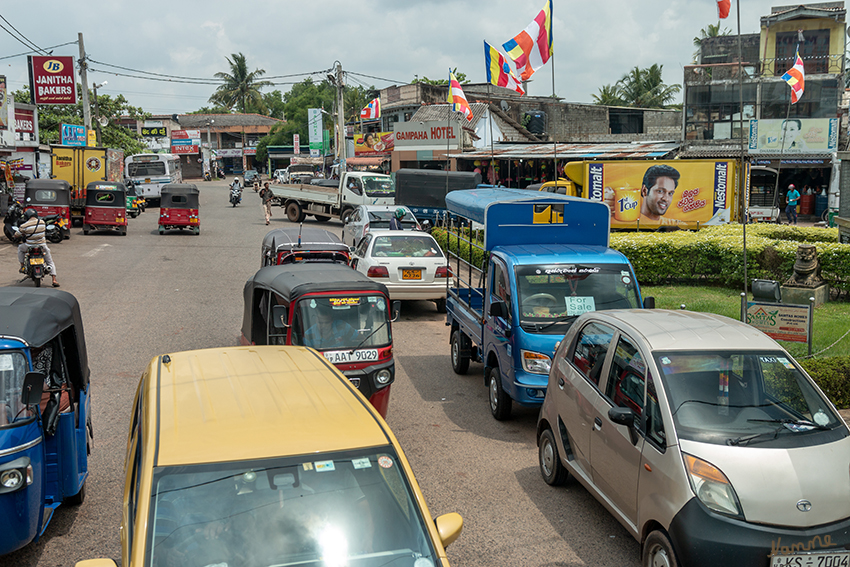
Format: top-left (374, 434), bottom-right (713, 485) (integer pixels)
top-left (125, 153), bottom-right (182, 203)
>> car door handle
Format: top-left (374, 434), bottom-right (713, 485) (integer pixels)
top-left (594, 417), bottom-right (603, 430)
top-left (558, 376), bottom-right (565, 389)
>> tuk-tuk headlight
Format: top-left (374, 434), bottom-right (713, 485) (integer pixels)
top-left (1, 469), bottom-right (24, 489)
top-left (521, 350), bottom-right (552, 374)
top-left (375, 369), bottom-right (392, 385)
top-left (684, 454), bottom-right (743, 519)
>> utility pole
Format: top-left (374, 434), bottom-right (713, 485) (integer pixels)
top-left (93, 82), bottom-right (101, 146)
top-left (336, 62), bottom-right (347, 164)
top-left (78, 33), bottom-right (91, 134)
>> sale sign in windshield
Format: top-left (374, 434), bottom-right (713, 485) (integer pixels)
top-left (28, 56), bottom-right (77, 105)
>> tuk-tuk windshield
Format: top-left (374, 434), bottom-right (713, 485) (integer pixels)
top-left (0, 352), bottom-right (29, 427)
top-left (515, 263), bottom-right (641, 333)
top-left (293, 295), bottom-right (391, 351)
top-left (362, 176), bottom-right (395, 198)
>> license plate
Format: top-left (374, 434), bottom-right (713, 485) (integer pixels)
top-left (145, 178), bottom-right (151, 183)
top-left (402, 269), bottom-right (422, 280)
top-left (771, 551), bottom-right (850, 566)
top-left (323, 349), bottom-right (379, 364)
top-left (29, 258), bottom-right (44, 265)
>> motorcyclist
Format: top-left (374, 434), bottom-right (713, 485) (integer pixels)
top-left (389, 208), bottom-right (405, 230)
top-left (15, 209), bottom-right (59, 287)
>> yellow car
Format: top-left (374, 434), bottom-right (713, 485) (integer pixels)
top-left (77, 346), bottom-right (462, 567)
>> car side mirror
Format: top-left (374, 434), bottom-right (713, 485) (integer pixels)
top-left (391, 301), bottom-right (401, 322)
top-left (489, 300), bottom-right (508, 320)
top-left (21, 372), bottom-right (45, 407)
top-left (271, 305), bottom-right (289, 329)
top-left (608, 406), bottom-right (639, 445)
top-left (434, 512), bottom-right (463, 548)
top-left (643, 296), bottom-right (655, 309)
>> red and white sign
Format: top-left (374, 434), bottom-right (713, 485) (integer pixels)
top-left (294, 134), bottom-right (300, 154)
top-left (29, 56), bottom-right (77, 105)
top-left (171, 144), bottom-right (199, 155)
top-left (14, 108), bottom-right (36, 142)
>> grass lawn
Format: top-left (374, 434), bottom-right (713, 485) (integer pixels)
top-left (641, 284), bottom-right (850, 360)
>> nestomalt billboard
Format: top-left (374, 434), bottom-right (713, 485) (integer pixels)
top-left (748, 118), bottom-right (838, 154)
top-left (28, 56), bottom-right (77, 105)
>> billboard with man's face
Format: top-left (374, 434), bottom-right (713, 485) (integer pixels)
top-left (578, 160), bottom-right (737, 229)
top-left (748, 118), bottom-right (838, 154)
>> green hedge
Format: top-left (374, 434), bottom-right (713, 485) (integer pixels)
top-left (801, 357), bottom-right (850, 409)
top-left (610, 225), bottom-right (850, 292)
top-left (432, 227), bottom-right (488, 270)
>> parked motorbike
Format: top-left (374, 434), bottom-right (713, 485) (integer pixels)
top-left (22, 245), bottom-right (49, 287)
top-left (230, 186), bottom-right (243, 207)
top-left (204, 171), bottom-right (212, 182)
top-left (3, 199), bottom-right (24, 242)
top-left (41, 213), bottom-right (65, 243)
top-left (217, 169), bottom-right (226, 180)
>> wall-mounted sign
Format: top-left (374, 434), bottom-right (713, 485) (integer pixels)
top-left (294, 134), bottom-right (300, 155)
top-left (61, 123), bottom-right (86, 146)
top-left (28, 56), bottom-right (77, 105)
top-left (748, 118), bottom-right (838, 154)
top-left (354, 131), bottom-right (394, 156)
top-left (14, 108), bottom-right (36, 142)
top-left (393, 121), bottom-right (460, 151)
top-left (141, 126), bottom-right (167, 137)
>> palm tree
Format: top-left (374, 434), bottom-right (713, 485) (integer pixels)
top-left (592, 84), bottom-right (625, 106)
top-left (210, 53), bottom-right (273, 113)
top-left (616, 64), bottom-right (681, 108)
top-left (693, 23), bottom-right (732, 64)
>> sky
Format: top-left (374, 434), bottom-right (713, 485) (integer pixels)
top-left (1, 1), bottom-right (778, 116)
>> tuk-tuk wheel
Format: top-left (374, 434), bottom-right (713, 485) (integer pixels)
top-left (158, 227), bottom-right (165, 235)
top-left (193, 227), bottom-right (200, 235)
top-left (64, 482), bottom-right (85, 506)
top-left (121, 227), bottom-right (127, 236)
top-left (83, 225), bottom-right (90, 235)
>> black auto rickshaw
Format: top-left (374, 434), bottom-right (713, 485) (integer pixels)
top-left (24, 179), bottom-right (71, 239)
top-left (159, 184), bottom-right (200, 235)
top-left (261, 226), bottom-right (350, 267)
top-left (83, 181), bottom-right (127, 236)
top-left (0, 288), bottom-right (92, 555)
top-left (240, 263), bottom-right (400, 418)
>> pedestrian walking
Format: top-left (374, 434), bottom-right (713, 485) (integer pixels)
top-left (785, 183), bottom-right (800, 225)
top-left (259, 182), bottom-right (273, 225)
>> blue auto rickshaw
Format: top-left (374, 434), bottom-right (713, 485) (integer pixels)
top-left (0, 288), bottom-right (91, 556)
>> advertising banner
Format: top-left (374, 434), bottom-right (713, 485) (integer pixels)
top-left (584, 160), bottom-right (735, 229)
top-left (28, 56), bottom-right (77, 105)
top-left (294, 134), bottom-right (300, 155)
top-left (748, 118), bottom-right (838, 154)
top-left (0, 76), bottom-right (7, 130)
top-left (171, 129), bottom-right (200, 154)
top-left (746, 301), bottom-right (810, 343)
top-left (14, 108), bottom-right (36, 142)
top-left (141, 126), bottom-right (167, 137)
top-left (87, 128), bottom-right (96, 147)
top-left (308, 108), bottom-right (323, 156)
top-left (171, 143), bottom-right (199, 155)
top-left (61, 123), bottom-right (86, 146)
top-left (354, 131), bottom-right (394, 156)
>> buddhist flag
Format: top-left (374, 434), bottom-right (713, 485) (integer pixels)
top-left (484, 41), bottom-right (525, 95)
top-left (447, 71), bottom-right (473, 121)
top-left (781, 47), bottom-right (805, 104)
top-left (717, 0), bottom-right (731, 19)
top-left (502, 0), bottom-right (553, 81)
top-left (360, 97), bottom-right (381, 120)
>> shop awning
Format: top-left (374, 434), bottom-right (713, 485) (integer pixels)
top-left (450, 141), bottom-right (678, 161)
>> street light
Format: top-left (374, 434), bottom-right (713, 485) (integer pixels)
top-left (92, 81), bottom-right (107, 146)
top-left (205, 119), bottom-right (215, 180)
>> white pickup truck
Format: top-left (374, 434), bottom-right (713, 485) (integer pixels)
top-left (270, 172), bottom-right (395, 223)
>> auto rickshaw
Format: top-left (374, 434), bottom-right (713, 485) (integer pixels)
top-left (241, 263), bottom-right (400, 418)
top-left (159, 184), bottom-right (200, 235)
top-left (0, 288), bottom-right (91, 556)
top-left (83, 181), bottom-right (127, 236)
top-left (124, 180), bottom-right (142, 218)
top-left (261, 226), bottom-right (350, 267)
top-left (24, 179), bottom-right (71, 239)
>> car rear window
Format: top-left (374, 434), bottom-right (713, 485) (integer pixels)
top-left (371, 235), bottom-right (442, 258)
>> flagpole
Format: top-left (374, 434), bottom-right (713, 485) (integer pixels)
top-left (488, 83), bottom-right (496, 185)
top-left (772, 42), bottom-right (801, 225)
top-left (550, 40), bottom-right (558, 184)
top-left (447, 69), bottom-right (451, 199)
top-left (738, 0), bottom-right (748, 299)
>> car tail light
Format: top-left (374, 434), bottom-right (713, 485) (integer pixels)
top-left (367, 266), bottom-right (389, 278)
top-left (435, 266), bottom-right (450, 278)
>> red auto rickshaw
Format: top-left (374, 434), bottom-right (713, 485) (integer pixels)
top-left (83, 181), bottom-right (127, 236)
top-left (159, 184), bottom-right (200, 235)
top-left (24, 179), bottom-right (71, 239)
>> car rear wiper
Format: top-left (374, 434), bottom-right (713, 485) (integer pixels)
top-left (747, 418), bottom-right (831, 431)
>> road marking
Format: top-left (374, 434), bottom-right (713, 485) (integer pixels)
top-left (82, 243), bottom-right (112, 258)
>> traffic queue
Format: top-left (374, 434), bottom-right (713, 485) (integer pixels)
top-left (2, 180), bottom-right (849, 567)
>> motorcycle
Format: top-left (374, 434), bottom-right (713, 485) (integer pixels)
top-left (41, 213), bottom-right (65, 243)
top-left (204, 171), bottom-right (212, 182)
top-left (230, 186), bottom-right (243, 207)
top-left (217, 169), bottom-right (226, 180)
top-left (3, 199), bottom-right (24, 242)
top-left (22, 244), bottom-right (49, 287)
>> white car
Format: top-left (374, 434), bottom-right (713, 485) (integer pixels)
top-left (350, 230), bottom-right (448, 312)
top-left (342, 205), bottom-right (420, 247)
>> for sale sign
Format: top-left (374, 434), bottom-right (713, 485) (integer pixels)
top-left (28, 56), bottom-right (77, 105)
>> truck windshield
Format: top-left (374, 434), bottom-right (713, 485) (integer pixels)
top-left (362, 176), bottom-right (395, 198)
top-left (0, 352), bottom-right (29, 427)
top-left (516, 263), bottom-right (640, 327)
top-left (293, 295), bottom-right (391, 351)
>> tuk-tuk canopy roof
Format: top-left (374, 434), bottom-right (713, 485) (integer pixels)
top-left (85, 181), bottom-right (126, 205)
top-left (0, 288), bottom-right (90, 388)
top-left (161, 183), bottom-right (200, 208)
top-left (261, 227), bottom-right (348, 256)
top-left (242, 264), bottom-right (389, 341)
top-left (25, 179), bottom-right (71, 206)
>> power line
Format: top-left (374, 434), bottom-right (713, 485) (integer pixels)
top-left (0, 15), bottom-right (49, 55)
top-left (346, 70), bottom-right (407, 85)
top-left (0, 40), bottom-right (78, 61)
top-left (88, 68), bottom-right (221, 85)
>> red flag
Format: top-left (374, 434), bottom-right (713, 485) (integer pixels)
top-left (717, 0), bottom-right (731, 19)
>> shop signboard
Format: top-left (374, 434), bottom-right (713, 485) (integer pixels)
top-left (294, 134), bottom-right (300, 155)
top-left (393, 121), bottom-right (460, 151)
top-left (28, 56), bottom-right (77, 105)
top-left (14, 108), bottom-right (36, 143)
top-left (354, 131), bottom-right (394, 156)
top-left (61, 123), bottom-right (86, 146)
top-left (171, 129), bottom-right (200, 154)
top-left (308, 108), bottom-right (322, 156)
top-left (141, 126), bottom-right (167, 137)
top-left (746, 301), bottom-right (811, 344)
top-left (748, 118), bottom-right (839, 154)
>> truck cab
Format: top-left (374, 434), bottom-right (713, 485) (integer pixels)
top-left (444, 188), bottom-right (650, 420)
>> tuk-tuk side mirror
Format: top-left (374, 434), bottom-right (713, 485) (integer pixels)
top-left (21, 372), bottom-right (45, 407)
top-left (391, 301), bottom-right (401, 322)
top-left (272, 305), bottom-right (289, 328)
top-left (643, 296), bottom-right (656, 309)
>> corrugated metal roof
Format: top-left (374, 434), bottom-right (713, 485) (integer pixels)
top-left (410, 103), bottom-right (488, 127)
top-left (450, 141), bottom-right (678, 160)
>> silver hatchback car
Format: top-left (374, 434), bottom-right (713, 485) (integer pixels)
top-left (537, 309), bottom-right (850, 567)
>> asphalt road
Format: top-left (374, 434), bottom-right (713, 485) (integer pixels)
top-left (0, 179), bottom-right (640, 567)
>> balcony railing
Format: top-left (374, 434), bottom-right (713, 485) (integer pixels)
top-left (685, 54), bottom-right (844, 84)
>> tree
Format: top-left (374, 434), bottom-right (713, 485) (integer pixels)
top-left (13, 86), bottom-right (149, 155)
top-left (693, 22), bottom-right (732, 63)
top-left (411, 69), bottom-right (469, 85)
top-left (594, 64), bottom-right (681, 109)
top-left (209, 53), bottom-right (273, 114)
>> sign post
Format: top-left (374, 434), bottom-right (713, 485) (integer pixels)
top-left (743, 296), bottom-right (815, 355)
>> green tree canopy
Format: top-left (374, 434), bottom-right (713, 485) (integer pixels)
top-left (209, 53), bottom-right (273, 113)
top-left (593, 64), bottom-right (681, 109)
